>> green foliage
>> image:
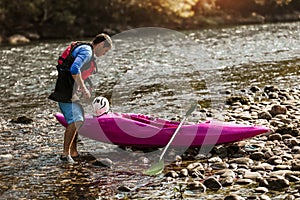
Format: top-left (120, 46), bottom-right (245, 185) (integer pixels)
top-left (0, 0), bottom-right (298, 39)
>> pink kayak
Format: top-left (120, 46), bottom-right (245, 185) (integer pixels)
top-left (55, 113), bottom-right (269, 148)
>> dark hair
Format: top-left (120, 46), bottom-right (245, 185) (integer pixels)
top-left (92, 34), bottom-right (112, 48)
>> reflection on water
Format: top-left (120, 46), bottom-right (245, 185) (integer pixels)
top-left (0, 22), bottom-right (299, 199)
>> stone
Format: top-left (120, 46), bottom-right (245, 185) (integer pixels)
top-left (8, 34), bottom-right (30, 45)
top-left (254, 186), bottom-right (269, 193)
top-left (249, 86), bottom-right (261, 93)
top-left (264, 85), bottom-right (279, 93)
top-left (250, 152), bottom-right (265, 161)
top-left (165, 170), bottom-right (179, 178)
top-left (258, 111), bottom-right (272, 120)
top-left (268, 92), bottom-right (279, 99)
top-left (203, 177), bottom-right (222, 190)
top-left (266, 176), bottom-right (290, 190)
top-left (243, 171), bottom-right (262, 180)
top-left (220, 176), bottom-right (234, 186)
top-left (267, 156), bottom-right (283, 165)
top-left (269, 105), bottom-right (287, 116)
top-left (291, 161), bottom-right (300, 171)
top-left (274, 165), bottom-right (291, 170)
top-left (180, 168), bottom-right (189, 177)
top-left (216, 169), bottom-right (236, 178)
top-left (276, 125), bottom-right (299, 137)
top-left (235, 178), bottom-right (253, 185)
top-left (229, 157), bottom-right (253, 166)
top-left (224, 194), bottom-right (245, 200)
top-left (211, 162), bottom-right (228, 170)
top-left (117, 185), bottom-right (132, 192)
top-left (10, 116), bottom-right (33, 124)
top-left (226, 96), bottom-right (250, 106)
top-left (187, 181), bottom-right (206, 192)
top-left (268, 133), bottom-right (282, 141)
top-left (260, 194), bottom-right (271, 200)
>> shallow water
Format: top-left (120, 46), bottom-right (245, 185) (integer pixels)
top-left (0, 22), bottom-right (300, 199)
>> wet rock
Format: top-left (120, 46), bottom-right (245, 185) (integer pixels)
top-left (267, 156), bottom-right (283, 165)
top-left (254, 186), bottom-right (269, 193)
top-left (216, 169), bottom-right (236, 179)
top-left (258, 177), bottom-right (269, 187)
top-left (211, 162), bottom-right (228, 170)
top-left (165, 170), bottom-right (179, 178)
top-left (268, 92), bottom-right (279, 99)
top-left (208, 156), bottom-right (223, 163)
top-left (249, 86), bottom-right (261, 93)
top-left (285, 173), bottom-right (300, 182)
top-left (291, 161), bottom-right (300, 171)
top-left (226, 96), bottom-right (250, 106)
top-left (8, 34), bottom-right (30, 45)
top-left (190, 170), bottom-right (205, 179)
top-left (0, 154), bottom-right (13, 160)
top-left (220, 176), bottom-right (234, 186)
top-left (263, 148), bottom-right (275, 159)
top-left (274, 164), bottom-right (291, 170)
top-left (179, 168), bottom-right (189, 177)
top-left (269, 104), bottom-right (287, 116)
top-left (284, 138), bottom-right (299, 147)
top-left (246, 195), bottom-right (260, 200)
top-left (256, 163), bottom-right (274, 171)
top-left (10, 116), bottom-right (33, 124)
top-left (203, 177), bottom-right (222, 190)
top-left (266, 176), bottom-right (290, 190)
top-left (175, 155), bottom-right (182, 165)
top-left (224, 194), bottom-right (245, 200)
top-left (243, 171), bottom-right (262, 180)
top-left (229, 157), bottom-right (253, 166)
top-left (259, 194), bottom-right (271, 200)
top-left (258, 111), bottom-right (272, 120)
top-left (276, 125), bottom-right (299, 137)
top-left (91, 158), bottom-right (113, 168)
top-left (227, 144), bottom-right (241, 155)
top-left (186, 162), bottom-right (204, 174)
top-left (213, 145), bottom-right (228, 157)
top-left (187, 180), bottom-right (206, 192)
top-left (250, 152), bottom-right (265, 161)
top-left (235, 178), bottom-right (253, 185)
top-left (268, 133), bottom-right (282, 141)
top-left (264, 85), bottom-right (279, 93)
top-left (292, 146), bottom-right (300, 154)
top-left (117, 185), bottom-right (132, 192)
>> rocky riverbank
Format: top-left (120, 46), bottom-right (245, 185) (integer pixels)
top-left (1, 84), bottom-right (300, 199)
top-left (128, 85), bottom-right (300, 199)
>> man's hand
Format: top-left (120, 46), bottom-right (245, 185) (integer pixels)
top-left (82, 86), bottom-right (91, 99)
top-left (72, 74), bottom-right (91, 100)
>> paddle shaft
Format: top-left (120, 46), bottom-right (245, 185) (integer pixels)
top-left (159, 103), bottom-right (197, 161)
top-left (159, 115), bottom-right (188, 161)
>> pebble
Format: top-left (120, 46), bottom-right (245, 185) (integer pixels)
top-left (164, 85), bottom-right (300, 198)
top-left (203, 177), bottom-right (222, 190)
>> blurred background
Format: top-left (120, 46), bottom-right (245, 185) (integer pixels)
top-left (0, 0), bottom-right (299, 43)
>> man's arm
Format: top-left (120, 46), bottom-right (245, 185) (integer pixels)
top-left (70, 45), bottom-right (93, 99)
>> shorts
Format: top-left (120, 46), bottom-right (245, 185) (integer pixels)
top-left (58, 102), bottom-right (84, 124)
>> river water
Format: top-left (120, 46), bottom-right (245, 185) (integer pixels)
top-left (0, 22), bottom-right (299, 199)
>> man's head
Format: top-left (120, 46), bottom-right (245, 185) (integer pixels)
top-left (92, 33), bottom-right (112, 57)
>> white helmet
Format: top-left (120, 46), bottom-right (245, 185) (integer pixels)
top-left (92, 96), bottom-right (110, 116)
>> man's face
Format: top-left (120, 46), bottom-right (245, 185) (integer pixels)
top-left (94, 42), bottom-right (110, 57)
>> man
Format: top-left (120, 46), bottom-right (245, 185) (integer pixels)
top-left (49, 33), bottom-right (112, 162)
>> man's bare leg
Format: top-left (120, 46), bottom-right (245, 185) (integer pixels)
top-left (63, 121), bottom-right (82, 157)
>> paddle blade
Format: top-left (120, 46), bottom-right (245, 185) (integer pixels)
top-left (144, 160), bottom-right (164, 176)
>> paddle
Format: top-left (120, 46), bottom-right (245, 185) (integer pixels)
top-left (144, 103), bottom-right (197, 175)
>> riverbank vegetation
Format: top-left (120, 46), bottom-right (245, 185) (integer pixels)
top-left (0, 0), bottom-right (299, 44)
